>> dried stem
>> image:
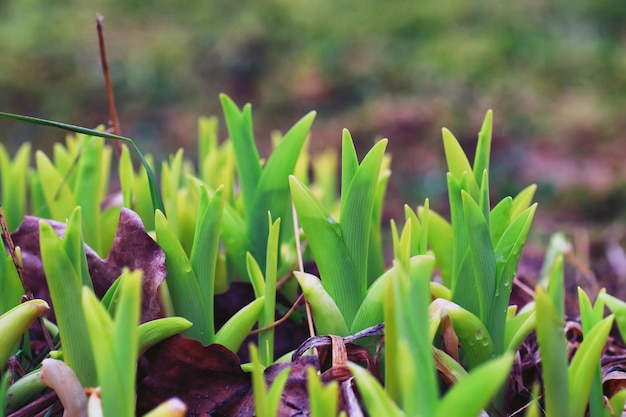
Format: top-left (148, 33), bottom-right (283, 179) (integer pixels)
top-left (96, 14), bottom-right (122, 158)
top-left (0, 207), bottom-right (31, 300)
top-left (292, 201), bottom-right (316, 339)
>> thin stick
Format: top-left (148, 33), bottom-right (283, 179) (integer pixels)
top-left (0, 207), bottom-right (31, 299)
top-left (249, 294), bottom-right (304, 335)
top-left (96, 14), bottom-right (123, 158)
top-left (292, 201), bottom-right (316, 338)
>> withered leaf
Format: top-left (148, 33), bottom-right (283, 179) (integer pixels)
top-left (135, 334), bottom-right (251, 416)
top-left (11, 208), bottom-right (166, 323)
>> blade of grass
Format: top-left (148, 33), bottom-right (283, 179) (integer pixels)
top-left (0, 111), bottom-right (164, 214)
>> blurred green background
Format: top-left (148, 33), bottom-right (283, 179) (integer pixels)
top-left (2, 0), bottom-right (626, 224)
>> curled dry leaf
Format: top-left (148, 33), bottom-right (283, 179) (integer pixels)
top-left (135, 334), bottom-right (251, 416)
top-left (11, 208), bottom-right (166, 323)
top-left (136, 333), bottom-right (353, 417)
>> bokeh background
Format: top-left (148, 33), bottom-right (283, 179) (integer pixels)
top-left (2, 0), bottom-right (626, 229)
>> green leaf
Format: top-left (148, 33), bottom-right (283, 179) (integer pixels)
top-left (246, 252), bottom-right (266, 298)
top-left (546, 256), bottom-right (565, 322)
top-left (290, 176), bottom-right (358, 325)
top-left (578, 288), bottom-right (606, 417)
top-left (472, 110), bottom-right (492, 187)
top-left (72, 136), bottom-right (111, 255)
top-left (348, 363), bottom-right (404, 417)
top-left (568, 315), bottom-right (614, 417)
top-left (0, 299), bottom-right (49, 370)
top-left (387, 258), bottom-right (438, 416)
top-left (510, 184), bottom-right (537, 219)
top-left (35, 150), bottom-right (78, 221)
top-left (137, 317), bottom-right (192, 355)
top-left (504, 308), bottom-right (536, 352)
top-left (111, 270), bottom-right (141, 417)
top-left (161, 149), bottom-right (184, 240)
top-left (259, 216), bottom-right (281, 365)
top-left (599, 292), bottom-right (626, 341)
top-left (294, 271), bottom-right (349, 336)
top-left (190, 185), bottom-right (224, 340)
top-left (250, 344), bottom-right (290, 417)
top-left (490, 203), bottom-right (537, 354)
top-left (251, 111), bottom-right (315, 267)
top-left (352, 255), bottom-right (430, 333)
top-left (539, 232), bottom-right (572, 286)
top-left (339, 139), bottom-right (388, 299)
top-left (308, 367), bottom-right (340, 417)
top-left (435, 352), bottom-right (514, 417)
top-left (215, 297), bottom-right (265, 352)
top-left (489, 197), bottom-right (512, 248)
top-left (535, 286), bottom-right (569, 417)
top-left (462, 191), bottom-right (496, 330)
top-left (431, 299), bottom-right (495, 368)
top-left (442, 128), bottom-right (478, 199)
top-left (341, 129), bottom-right (359, 202)
top-left (63, 207), bottom-right (93, 291)
top-left (219, 94), bottom-right (261, 219)
top-left (368, 165), bottom-right (391, 285)
top-left (0, 250), bottom-right (24, 315)
top-left (421, 207), bottom-right (453, 287)
top-left (40, 218), bottom-right (97, 386)
top-left (155, 210), bottom-right (211, 344)
top-left (448, 173), bottom-right (479, 319)
top-left (0, 143), bottom-right (30, 231)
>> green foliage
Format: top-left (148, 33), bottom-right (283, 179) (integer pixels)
top-left (249, 344), bottom-right (290, 417)
top-left (82, 269), bottom-right (141, 417)
top-left (0, 143), bottom-right (30, 232)
top-left (427, 111), bottom-right (537, 359)
top-left (39, 207), bottom-right (97, 386)
top-left (2, 94), bottom-right (624, 417)
top-left (0, 300), bottom-right (48, 372)
top-left (290, 135), bottom-right (388, 330)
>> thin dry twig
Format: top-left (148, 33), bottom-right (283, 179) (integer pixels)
top-left (96, 14), bottom-right (122, 158)
top-left (292, 200), bottom-right (316, 339)
top-left (0, 207), bottom-right (31, 300)
top-left (248, 293), bottom-right (305, 335)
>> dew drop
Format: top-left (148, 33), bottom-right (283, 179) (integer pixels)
top-left (475, 327), bottom-right (483, 340)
